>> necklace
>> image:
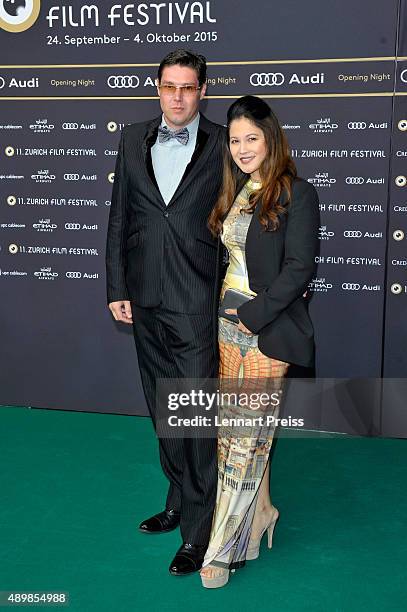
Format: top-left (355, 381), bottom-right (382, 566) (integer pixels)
top-left (247, 177), bottom-right (262, 190)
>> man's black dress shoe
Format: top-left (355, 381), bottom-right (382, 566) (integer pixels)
top-left (139, 509), bottom-right (180, 534)
top-left (169, 543), bottom-right (207, 576)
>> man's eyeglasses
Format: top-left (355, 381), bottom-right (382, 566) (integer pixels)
top-left (158, 84), bottom-right (201, 97)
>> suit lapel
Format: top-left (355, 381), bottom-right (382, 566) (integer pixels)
top-left (141, 116), bottom-right (164, 204)
top-left (178, 128), bottom-right (209, 184)
top-left (167, 114), bottom-right (219, 207)
top-left (141, 114), bottom-right (220, 208)
top-left (141, 116), bottom-right (161, 156)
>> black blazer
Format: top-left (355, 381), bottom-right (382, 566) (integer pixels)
top-left (106, 114), bottom-right (225, 313)
top-left (231, 178), bottom-right (320, 368)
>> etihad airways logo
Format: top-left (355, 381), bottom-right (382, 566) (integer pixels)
top-left (318, 226), bottom-right (335, 240)
top-left (34, 266), bottom-right (58, 280)
top-left (309, 118), bottom-right (338, 133)
top-left (308, 277), bottom-right (333, 293)
top-left (0, 0), bottom-right (41, 32)
top-left (308, 172), bottom-right (336, 188)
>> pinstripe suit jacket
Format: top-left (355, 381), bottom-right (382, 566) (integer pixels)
top-left (106, 114), bottom-right (225, 313)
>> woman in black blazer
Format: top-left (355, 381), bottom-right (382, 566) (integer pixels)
top-left (200, 96), bottom-right (320, 588)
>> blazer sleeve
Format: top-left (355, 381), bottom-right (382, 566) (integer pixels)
top-left (237, 180), bottom-right (320, 334)
top-left (105, 129), bottom-right (130, 304)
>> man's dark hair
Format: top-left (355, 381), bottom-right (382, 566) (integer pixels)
top-left (157, 49), bottom-right (207, 87)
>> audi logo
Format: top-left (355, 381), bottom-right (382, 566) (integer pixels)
top-left (345, 176), bottom-right (365, 184)
top-left (66, 272), bottom-right (82, 279)
top-left (347, 122), bottom-right (367, 130)
top-left (0, 77), bottom-right (5, 89)
top-left (64, 174), bottom-right (80, 181)
top-left (65, 223), bottom-right (81, 230)
top-left (344, 230), bottom-right (362, 238)
top-left (62, 122), bottom-right (79, 130)
top-left (250, 73), bottom-right (285, 87)
top-left (400, 69), bottom-right (407, 83)
top-left (107, 75), bottom-right (140, 89)
top-left (342, 283), bottom-right (360, 291)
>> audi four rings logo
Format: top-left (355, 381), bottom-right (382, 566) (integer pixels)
top-left (65, 223), bottom-right (81, 230)
top-left (344, 230), bottom-right (362, 238)
top-left (107, 75), bottom-right (140, 88)
top-left (62, 123), bottom-right (79, 130)
top-left (64, 174), bottom-right (80, 181)
top-left (346, 177), bottom-right (365, 184)
top-left (342, 283), bottom-right (360, 290)
top-left (400, 69), bottom-right (407, 83)
top-left (250, 73), bottom-right (285, 86)
top-left (66, 272), bottom-right (82, 279)
top-left (348, 122), bottom-right (367, 129)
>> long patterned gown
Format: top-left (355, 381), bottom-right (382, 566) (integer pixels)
top-left (202, 179), bottom-right (290, 571)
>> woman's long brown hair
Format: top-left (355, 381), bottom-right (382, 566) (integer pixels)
top-left (208, 96), bottom-right (297, 235)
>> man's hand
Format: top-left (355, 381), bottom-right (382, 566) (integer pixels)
top-left (109, 300), bottom-right (133, 324)
top-left (225, 308), bottom-right (253, 335)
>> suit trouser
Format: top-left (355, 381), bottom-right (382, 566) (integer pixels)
top-left (131, 304), bottom-right (218, 546)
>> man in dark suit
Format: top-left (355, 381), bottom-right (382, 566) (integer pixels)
top-left (105, 49), bottom-right (224, 575)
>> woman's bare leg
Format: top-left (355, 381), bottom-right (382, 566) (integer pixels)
top-left (250, 461), bottom-right (275, 540)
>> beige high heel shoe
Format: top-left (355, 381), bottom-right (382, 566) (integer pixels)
top-left (246, 506), bottom-right (279, 561)
top-left (200, 566), bottom-right (230, 589)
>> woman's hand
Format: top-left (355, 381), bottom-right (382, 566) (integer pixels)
top-left (225, 309), bottom-right (254, 335)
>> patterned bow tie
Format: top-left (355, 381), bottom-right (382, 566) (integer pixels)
top-left (158, 125), bottom-right (189, 145)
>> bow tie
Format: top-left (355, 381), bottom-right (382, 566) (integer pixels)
top-left (158, 125), bottom-right (189, 145)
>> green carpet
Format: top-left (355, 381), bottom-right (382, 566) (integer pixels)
top-left (0, 406), bottom-right (406, 611)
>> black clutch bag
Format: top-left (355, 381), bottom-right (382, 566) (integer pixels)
top-left (218, 288), bottom-right (254, 324)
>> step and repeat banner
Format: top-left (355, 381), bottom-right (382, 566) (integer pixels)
top-left (0, 1), bottom-right (405, 435)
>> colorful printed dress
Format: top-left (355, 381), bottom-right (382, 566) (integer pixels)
top-left (202, 179), bottom-right (289, 571)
